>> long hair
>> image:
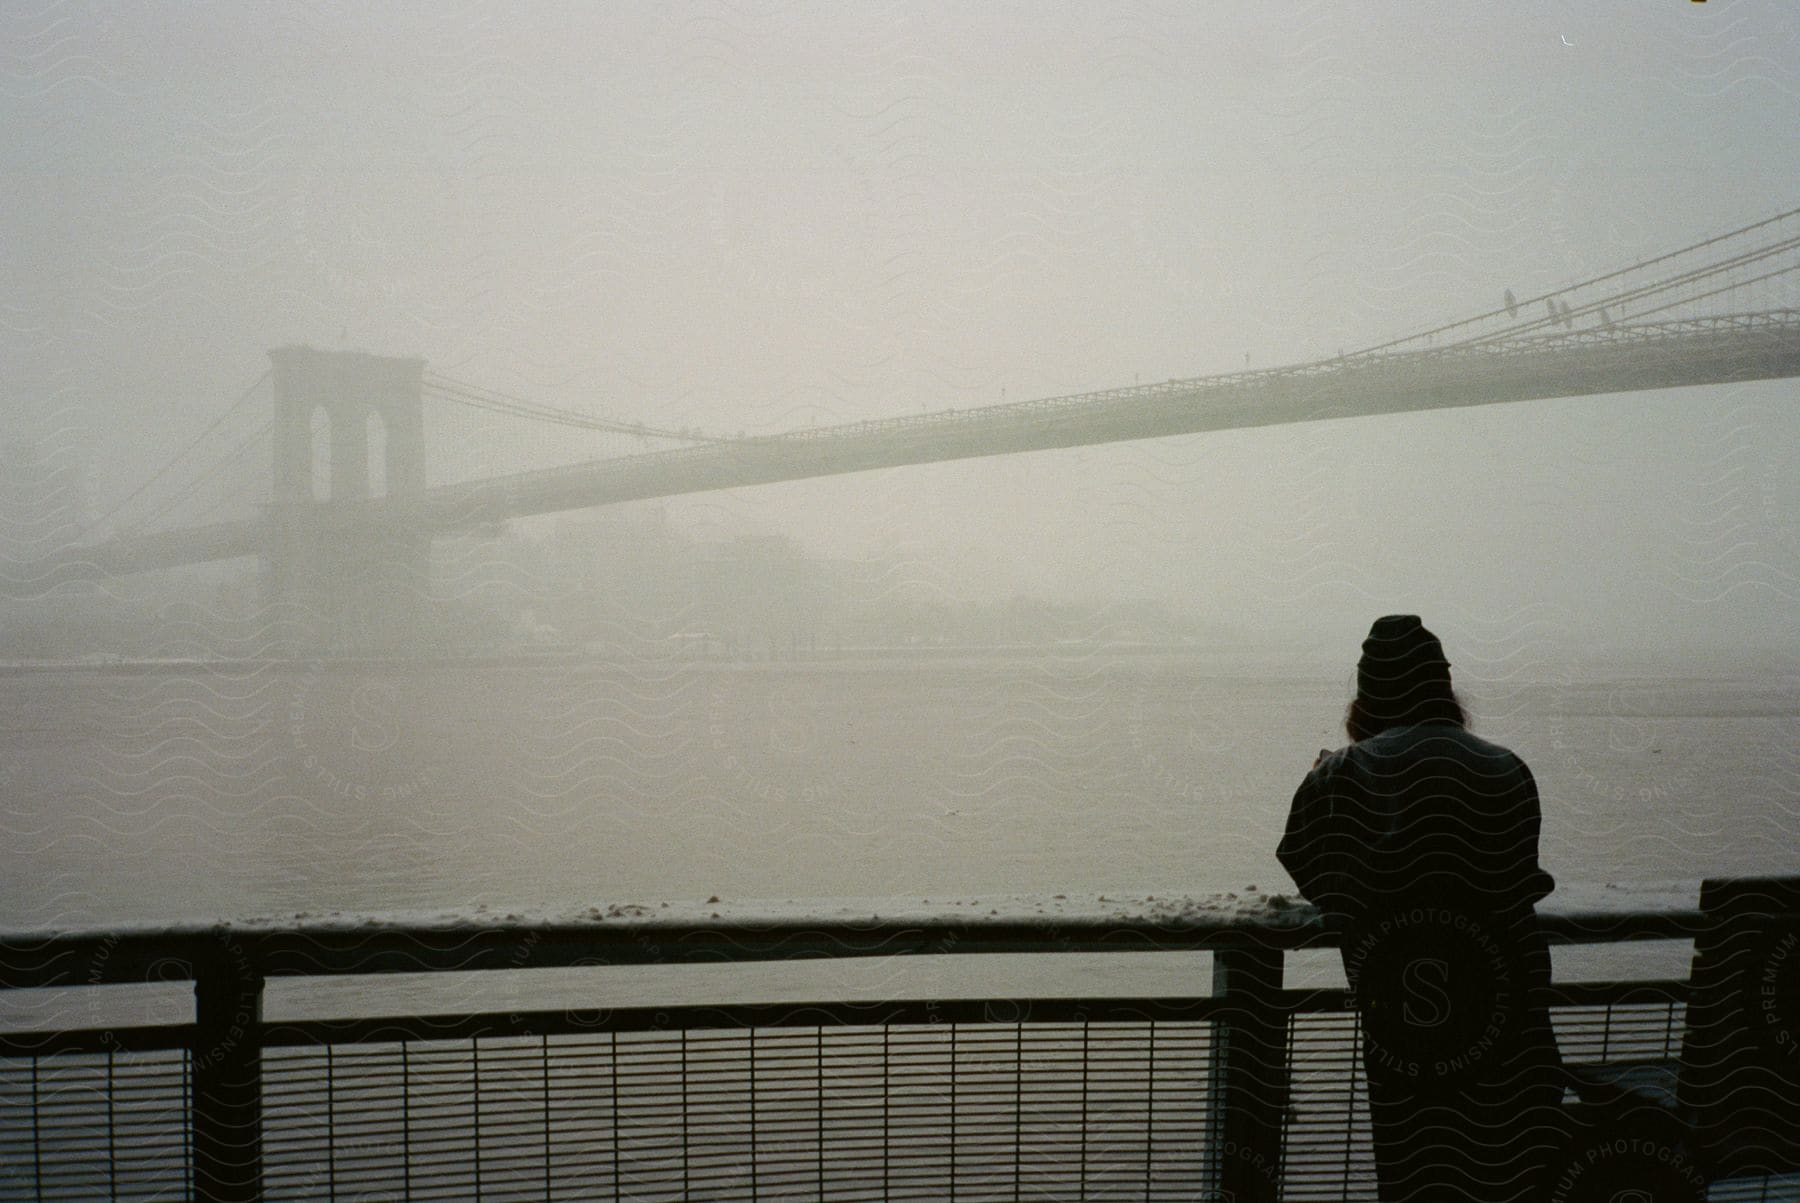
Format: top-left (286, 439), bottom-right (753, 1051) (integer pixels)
top-left (1344, 686), bottom-right (1467, 744)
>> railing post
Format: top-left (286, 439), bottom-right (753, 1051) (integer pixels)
top-left (192, 935), bottom-right (263, 1202)
top-left (1208, 945), bottom-right (1286, 1203)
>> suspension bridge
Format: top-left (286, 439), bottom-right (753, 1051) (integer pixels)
top-left (7, 209), bottom-right (1800, 651)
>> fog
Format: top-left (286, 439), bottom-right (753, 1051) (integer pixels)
top-left (9, 15), bottom-right (1800, 1197)
top-left (4, 2), bottom-right (1797, 660)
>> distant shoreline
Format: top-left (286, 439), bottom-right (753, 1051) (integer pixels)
top-left (0, 642), bottom-right (1288, 674)
top-left (0, 642), bottom-right (1785, 679)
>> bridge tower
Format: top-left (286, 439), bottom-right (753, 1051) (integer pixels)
top-left (265, 346), bottom-right (431, 653)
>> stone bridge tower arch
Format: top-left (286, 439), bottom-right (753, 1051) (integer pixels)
top-left (271, 347), bottom-right (425, 504)
top-left (266, 347), bottom-right (430, 653)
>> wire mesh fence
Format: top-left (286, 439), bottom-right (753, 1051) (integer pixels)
top-left (10, 983), bottom-right (1781, 1203)
top-left (0, 1046), bottom-right (190, 1201)
top-left (254, 1018), bottom-right (1215, 1202)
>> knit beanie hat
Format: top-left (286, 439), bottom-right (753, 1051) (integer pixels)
top-left (1356, 614), bottom-right (1451, 703)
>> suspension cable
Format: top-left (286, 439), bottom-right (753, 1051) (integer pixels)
top-left (424, 377), bottom-right (725, 443)
top-left (1454, 232), bottom-right (1800, 348)
top-left (182, 458), bottom-right (274, 528)
top-left (79, 369), bottom-right (271, 541)
top-left (1349, 206), bottom-right (1800, 357)
top-left (126, 418), bottom-right (273, 536)
top-left (422, 371), bottom-right (734, 444)
top-left (1563, 261), bottom-right (1799, 328)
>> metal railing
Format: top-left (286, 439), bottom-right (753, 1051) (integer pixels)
top-left (0, 899), bottom-right (1770, 1201)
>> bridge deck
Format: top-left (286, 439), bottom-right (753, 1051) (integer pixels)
top-left (13, 310), bottom-right (1799, 586)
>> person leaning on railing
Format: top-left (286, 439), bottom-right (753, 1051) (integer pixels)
top-left (1277, 615), bottom-right (1564, 1203)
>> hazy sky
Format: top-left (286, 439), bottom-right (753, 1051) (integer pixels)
top-left (5, 1), bottom-right (1797, 658)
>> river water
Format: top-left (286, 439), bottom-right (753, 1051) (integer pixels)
top-left (2, 651), bottom-right (1796, 1022)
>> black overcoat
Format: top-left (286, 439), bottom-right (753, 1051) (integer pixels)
top-left (1278, 720), bottom-right (1563, 1202)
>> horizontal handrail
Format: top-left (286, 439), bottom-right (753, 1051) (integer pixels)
top-left (0, 978), bottom-right (1695, 1058)
top-left (0, 893), bottom-right (1711, 991)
